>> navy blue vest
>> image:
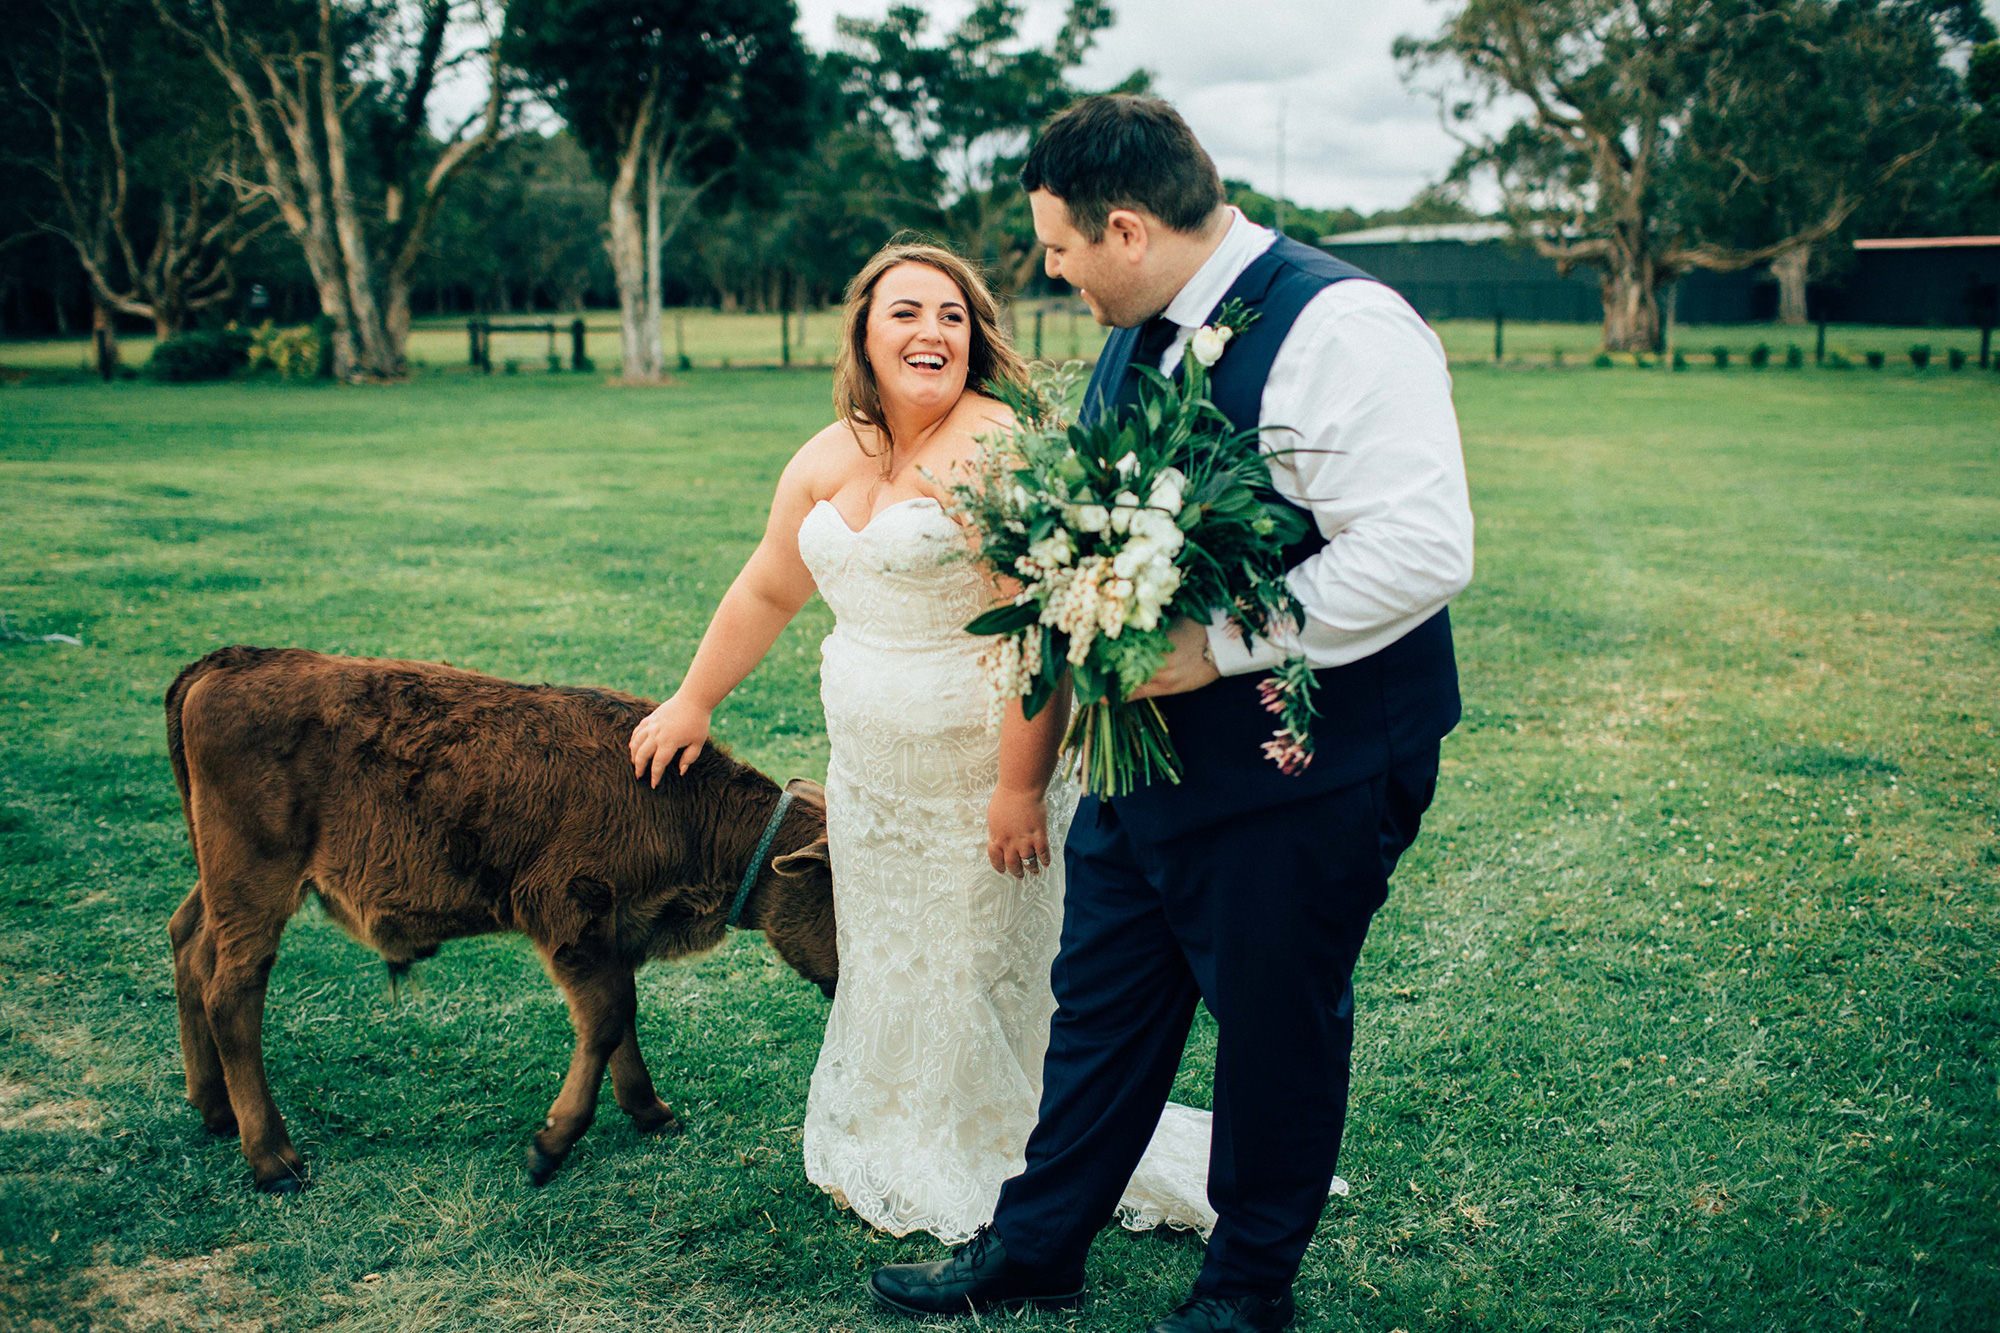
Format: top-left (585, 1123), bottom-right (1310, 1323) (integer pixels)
top-left (1081, 234), bottom-right (1461, 836)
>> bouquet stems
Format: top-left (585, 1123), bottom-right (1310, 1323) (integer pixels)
top-left (1063, 697), bottom-right (1182, 798)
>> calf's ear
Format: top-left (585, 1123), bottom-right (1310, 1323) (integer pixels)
top-left (784, 777), bottom-right (826, 808)
top-left (772, 837), bottom-right (829, 878)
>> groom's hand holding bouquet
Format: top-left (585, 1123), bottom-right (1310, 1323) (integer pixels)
top-left (951, 303), bottom-right (1320, 798)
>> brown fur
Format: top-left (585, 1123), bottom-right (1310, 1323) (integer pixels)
top-left (163, 646), bottom-right (836, 1193)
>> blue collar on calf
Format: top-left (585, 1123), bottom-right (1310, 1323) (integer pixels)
top-left (728, 788), bottom-right (796, 929)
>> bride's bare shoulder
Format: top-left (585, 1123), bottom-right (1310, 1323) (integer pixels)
top-left (957, 390), bottom-right (1017, 436)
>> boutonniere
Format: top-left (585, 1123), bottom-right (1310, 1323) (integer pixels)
top-left (1188, 299), bottom-right (1258, 368)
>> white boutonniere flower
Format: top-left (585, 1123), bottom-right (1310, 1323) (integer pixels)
top-left (1189, 324), bottom-right (1234, 368)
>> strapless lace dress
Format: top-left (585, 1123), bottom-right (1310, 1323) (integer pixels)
top-left (796, 496), bottom-right (1217, 1243)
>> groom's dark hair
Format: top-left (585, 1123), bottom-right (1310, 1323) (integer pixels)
top-left (1020, 95), bottom-right (1225, 242)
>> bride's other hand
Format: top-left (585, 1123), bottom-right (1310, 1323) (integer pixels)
top-left (988, 784), bottom-right (1052, 878)
top-left (630, 694), bottom-right (713, 786)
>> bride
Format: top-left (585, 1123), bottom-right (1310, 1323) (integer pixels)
top-left (629, 241), bottom-right (1210, 1242)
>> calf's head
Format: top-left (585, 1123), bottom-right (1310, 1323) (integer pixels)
top-left (761, 778), bottom-right (839, 998)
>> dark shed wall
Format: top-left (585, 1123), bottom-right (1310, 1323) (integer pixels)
top-left (1322, 237), bottom-right (1998, 326)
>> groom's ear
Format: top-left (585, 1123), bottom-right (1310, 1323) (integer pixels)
top-left (1103, 208), bottom-right (1152, 260)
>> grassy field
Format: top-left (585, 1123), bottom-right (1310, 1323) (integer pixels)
top-left (6, 310), bottom-right (1994, 377)
top-left (0, 362), bottom-right (1996, 1333)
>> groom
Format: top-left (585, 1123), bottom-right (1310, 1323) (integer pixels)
top-left (870, 95), bottom-right (1473, 1332)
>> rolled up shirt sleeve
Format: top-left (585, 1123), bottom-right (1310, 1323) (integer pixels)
top-left (1204, 280), bottom-right (1474, 676)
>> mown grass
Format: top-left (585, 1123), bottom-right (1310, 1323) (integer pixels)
top-left (0, 365), bottom-right (1995, 1333)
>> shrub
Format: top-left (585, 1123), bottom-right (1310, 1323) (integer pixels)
top-left (1749, 343), bottom-right (1771, 368)
top-left (1865, 350), bottom-right (1885, 369)
top-left (1550, 347), bottom-right (1565, 367)
top-left (1825, 351), bottom-right (1853, 369)
top-left (148, 327), bottom-right (250, 382)
top-left (1672, 349), bottom-right (1688, 371)
top-left (247, 321), bottom-right (323, 380)
top-left (1948, 347), bottom-right (1967, 371)
top-left (1908, 344), bottom-right (1931, 370)
top-left (1593, 352), bottom-right (1615, 368)
top-left (1711, 345), bottom-right (1730, 369)
top-left (1785, 344), bottom-right (1804, 369)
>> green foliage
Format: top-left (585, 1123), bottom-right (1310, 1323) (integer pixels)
top-left (1909, 344), bottom-right (1932, 370)
top-left (829, 1), bottom-right (1132, 291)
top-left (1594, 351), bottom-right (1615, 368)
top-left (1866, 350), bottom-right (1886, 369)
top-left (1786, 344), bottom-right (1805, 369)
top-left (1949, 347), bottom-right (1968, 370)
top-left (1711, 345), bottom-right (1730, 369)
top-left (1749, 343), bottom-right (1770, 369)
top-left (146, 327), bottom-right (250, 382)
top-left (246, 321), bottom-right (322, 380)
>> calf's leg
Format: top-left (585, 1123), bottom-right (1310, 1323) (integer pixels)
top-left (607, 1018), bottom-right (681, 1135)
top-left (169, 885), bottom-right (235, 1135)
top-left (528, 956), bottom-right (638, 1185)
top-left (201, 874), bottom-right (307, 1193)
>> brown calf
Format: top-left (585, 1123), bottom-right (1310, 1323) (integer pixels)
top-left (163, 646), bottom-right (837, 1193)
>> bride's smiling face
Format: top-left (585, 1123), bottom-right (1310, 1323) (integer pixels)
top-left (865, 262), bottom-right (973, 415)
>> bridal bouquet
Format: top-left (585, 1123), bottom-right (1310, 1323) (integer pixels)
top-left (951, 302), bottom-right (1320, 798)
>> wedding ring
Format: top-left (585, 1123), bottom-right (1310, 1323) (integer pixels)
top-left (1022, 854), bottom-right (1040, 868)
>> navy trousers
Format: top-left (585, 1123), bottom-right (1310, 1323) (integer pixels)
top-left (991, 750), bottom-right (1440, 1298)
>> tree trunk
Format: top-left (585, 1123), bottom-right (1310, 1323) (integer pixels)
top-left (1771, 247), bottom-right (1810, 325)
top-left (607, 94), bottom-right (660, 383)
top-left (91, 300), bottom-right (120, 380)
top-left (1600, 247), bottom-right (1662, 352)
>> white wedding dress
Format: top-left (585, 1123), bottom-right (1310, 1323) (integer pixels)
top-left (796, 495), bottom-right (1216, 1242)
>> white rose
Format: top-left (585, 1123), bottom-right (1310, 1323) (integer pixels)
top-left (1114, 451), bottom-right (1140, 479)
top-left (1011, 484), bottom-right (1032, 510)
top-left (1148, 468), bottom-right (1186, 515)
top-left (1189, 324), bottom-right (1233, 368)
top-left (1076, 504), bottom-right (1110, 533)
top-left (1109, 490), bottom-right (1141, 534)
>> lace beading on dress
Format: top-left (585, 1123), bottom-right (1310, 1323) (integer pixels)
top-left (796, 497), bottom-right (1217, 1243)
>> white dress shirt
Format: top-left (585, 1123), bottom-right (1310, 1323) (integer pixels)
top-left (1150, 209), bottom-right (1475, 674)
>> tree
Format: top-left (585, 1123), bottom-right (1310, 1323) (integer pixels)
top-left (1398, 0), bottom-right (1990, 350)
top-left (1673, 1), bottom-right (1989, 323)
top-left (1968, 42), bottom-right (2000, 202)
top-left (832, 0), bottom-right (1137, 297)
top-left (1, 0), bottom-right (275, 349)
top-left (503, 0), bottom-right (812, 382)
top-left (153, 0), bottom-right (515, 379)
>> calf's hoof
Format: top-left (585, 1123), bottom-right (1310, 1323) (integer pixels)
top-left (629, 1102), bottom-right (683, 1136)
top-left (525, 1142), bottom-right (565, 1187)
top-left (200, 1110), bottom-right (240, 1138)
top-left (253, 1168), bottom-right (307, 1195)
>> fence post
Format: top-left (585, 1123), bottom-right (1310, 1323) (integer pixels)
top-left (1034, 306), bottom-right (1045, 360)
top-left (1981, 324), bottom-right (1993, 370)
top-left (1815, 319), bottom-right (1827, 366)
top-left (1662, 283), bottom-right (1678, 369)
top-left (675, 309), bottom-right (687, 371)
top-left (1493, 309), bottom-right (1504, 363)
top-left (571, 318), bottom-right (586, 371)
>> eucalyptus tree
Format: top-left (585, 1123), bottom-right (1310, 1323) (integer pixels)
top-left (1, 0), bottom-right (273, 344)
top-left (503, 0), bottom-right (812, 381)
top-left (832, 0), bottom-right (1138, 296)
top-left (153, 0), bottom-right (516, 379)
top-left (1398, 0), bottom-right (1990, 349)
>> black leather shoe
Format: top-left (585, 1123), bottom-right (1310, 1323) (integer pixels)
top-left (868, 1224), bottom-right (1084, 1317)
top-left (1147, 1290), bottom-right (1296, 1333)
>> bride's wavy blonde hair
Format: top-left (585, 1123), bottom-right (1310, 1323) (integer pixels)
top-left (834, 240), bottom-right (1029, 463)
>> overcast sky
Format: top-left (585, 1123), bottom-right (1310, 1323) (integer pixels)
top-left (796, 0), bottom-right (1470, 214)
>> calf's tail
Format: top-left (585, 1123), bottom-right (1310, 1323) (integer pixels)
top-left (164, 645), bottom-right (282, 873)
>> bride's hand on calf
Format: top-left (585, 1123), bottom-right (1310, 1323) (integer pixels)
top-left (987, 784), bottom-right (1051, 879)
top-left (630, 694), bottom-right (712, 786)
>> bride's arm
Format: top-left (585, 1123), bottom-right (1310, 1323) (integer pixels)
top-left (988, 682), bottom-right (1071, 878)
top-left (630, 445), bottom-right (823, 785)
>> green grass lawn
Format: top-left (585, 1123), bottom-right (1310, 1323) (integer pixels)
top-left (0, 364), bottom-right (1995, 1332)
